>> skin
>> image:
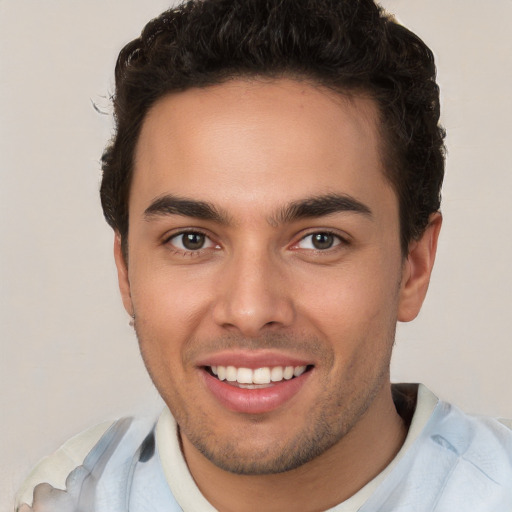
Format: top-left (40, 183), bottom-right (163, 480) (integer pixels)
top-left (114, 78), bottom-right (441, 511)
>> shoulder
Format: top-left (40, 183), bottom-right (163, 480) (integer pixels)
top-left (424, 400), bottom-right (512, 503)
top-left (15, 415), bottom-right (169, 512)
top-left (363, 389), bottom-right (512, 510)
top-left (412, 385), bottom-right (512, 463)
top-left (432, 400), bottom-right (512, 451)
top-left (16, 416), bottom-right (158, 510)
top-left (16, 421), bottom-right (114, 508)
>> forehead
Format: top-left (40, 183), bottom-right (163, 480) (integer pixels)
top-left (131, 78), bottom-right (395, 218)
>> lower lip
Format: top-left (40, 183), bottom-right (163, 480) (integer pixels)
top-left (202, 369), bottom-right (311, 414)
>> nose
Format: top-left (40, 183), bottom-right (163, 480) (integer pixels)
top-left (212, 249), bottom-right (295, 337)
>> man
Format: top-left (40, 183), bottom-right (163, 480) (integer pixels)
top-left (15, 0), bottom-right (512, 510)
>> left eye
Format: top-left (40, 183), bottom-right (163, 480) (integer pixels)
top-left (297, 232), bottom-right (342, 250)
top-left (168, 232), bottom-right (217, 251)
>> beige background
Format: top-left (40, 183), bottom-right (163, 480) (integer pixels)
top-left (1, 1), bottom-right (511, 510)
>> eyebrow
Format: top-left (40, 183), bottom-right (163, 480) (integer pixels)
top-left (272, 193), bottom-right (373, 225)
top-left (144, 195), bottom-right (230, 224)
top-left (143, 192), bottom-right (372, 226)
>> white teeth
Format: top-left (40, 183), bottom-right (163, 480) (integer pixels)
top-left (294, 366), bottom-right (306, 377)
top-left (237, 367), bottom-right (253, 384)
top-left (226, 366), bottom-right (237, 382)
top-left (270, 367), bottom-right (283, 382)
top-left (253, 367), bottom-right (271, 384)
top-left (283, 366), bottom-right (294, 380)
top-left (209, 365), bottom-right (308, 385)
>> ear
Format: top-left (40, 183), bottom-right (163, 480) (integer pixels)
top-left (114, 232), bottom-right (134, 317)
top-left (398, 213), bottom-right (442, 322)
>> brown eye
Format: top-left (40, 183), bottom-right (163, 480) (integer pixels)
top-left (296, 232), bottom-right (342, 251)
top-left (311, 233), bottom-right (335, 249)
top-left (182, 233), bottom-right (205, 250)
top-left (168, 231), bottom-right (217, 252)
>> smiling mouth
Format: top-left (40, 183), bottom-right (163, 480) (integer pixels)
top-left (205, 365), bottom-right (313, 389)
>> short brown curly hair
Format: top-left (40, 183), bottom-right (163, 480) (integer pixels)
top-left (100, 0), bottom-right (445, 257)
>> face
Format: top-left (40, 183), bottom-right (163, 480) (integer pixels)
top-left (116, 79), bottom-right (427, 474)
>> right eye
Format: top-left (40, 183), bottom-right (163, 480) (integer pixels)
top-left (167, 231), bottom-right (218, 252)
top-left (295, 231), bottom-right (343, 251)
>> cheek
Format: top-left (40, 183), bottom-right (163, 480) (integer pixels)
top-left (296, 258), bottom-right (400, 335)
top-left (129, 266), bottom-right (214, 357)
top-left (131, 255), bottom-right (211, 311)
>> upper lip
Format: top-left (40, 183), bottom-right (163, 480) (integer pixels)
top-left (195, 350), bottom-right (314, 369)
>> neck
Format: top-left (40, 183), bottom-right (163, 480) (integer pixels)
top-left (181, 383), bottom-right (407, 512)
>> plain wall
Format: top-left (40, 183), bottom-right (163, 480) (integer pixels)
top-left (1, 1), bottom-right (511, 510)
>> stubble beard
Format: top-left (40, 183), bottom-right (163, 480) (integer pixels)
top-left (181, 405), bottom-right (353, 475)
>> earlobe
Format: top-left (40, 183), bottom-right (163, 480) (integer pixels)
top-left (398, 213), bottom-right (442, 322)
top-left (113, 233), bottom-right (134, 317)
